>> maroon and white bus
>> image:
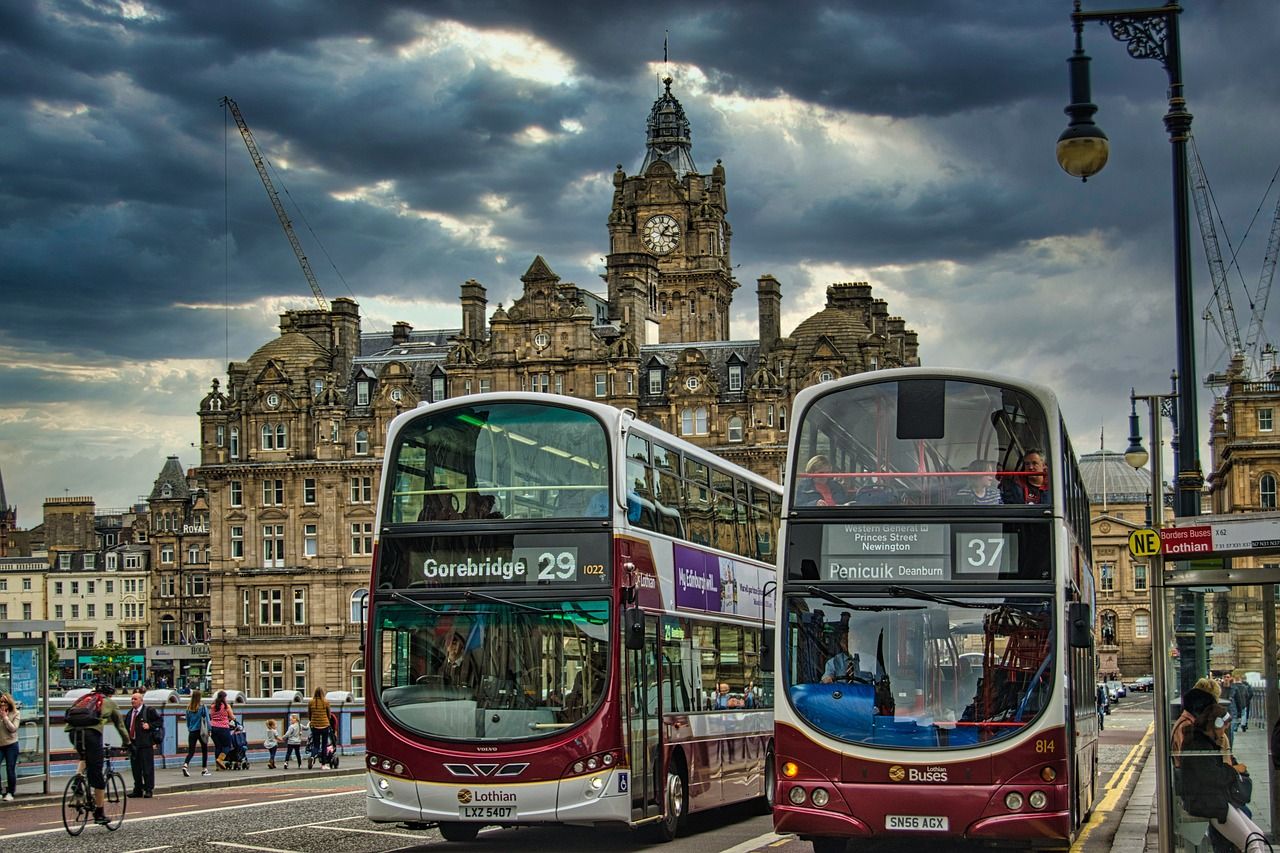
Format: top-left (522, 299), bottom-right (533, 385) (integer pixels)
top-left (772, 368), bottom-right (1098, 851)
top-left (364, 394), bottom-right (781, 841)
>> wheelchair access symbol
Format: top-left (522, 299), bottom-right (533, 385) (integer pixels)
top-left (1128, 528), bottom-right (1162, 559)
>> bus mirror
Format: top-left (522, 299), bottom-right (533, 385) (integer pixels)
top-left (760, 632), bottom-right (774, 673)
top-left (624, 607), bottom-right (645, 650)
top-left (1068, 602), bottom-right (1093, 649)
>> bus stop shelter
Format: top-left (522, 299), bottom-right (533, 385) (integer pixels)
top-left (1140, 512), bottom-right (1280, 851)
top-left (0, 620), bottom-right (63, 795)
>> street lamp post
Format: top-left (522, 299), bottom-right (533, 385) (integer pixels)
top-left (1125, 390), bottom-right (1175, 853)
top-left (1058, 1), bottom-right (1203, 518)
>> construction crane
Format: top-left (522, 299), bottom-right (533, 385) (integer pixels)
top-left (221, 96), bottom-right (327, 311)
top-left (1192, 138), bottom-right (1280, 379)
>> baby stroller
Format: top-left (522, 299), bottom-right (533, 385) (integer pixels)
top-left (225, 722), bottom-right (251, 770)
top-left (308, 715), bottom-right (341, 769)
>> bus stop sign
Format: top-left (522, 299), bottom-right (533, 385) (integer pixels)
top-left (1129, 528), bottom-right (1162, 559)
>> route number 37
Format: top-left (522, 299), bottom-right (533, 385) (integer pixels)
top-left (963, 536), bottom-right (1006, 568)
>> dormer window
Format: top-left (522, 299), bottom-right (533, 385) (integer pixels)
top-left (728, 364), bottom-right (743, 392)
top-left (648, 368), bottom-right (663, 395)
top-left (162, 484), bottom-right (172, 498)
top-left (357, 381), bottom-right (370, 406)
top-left (313, 378), bottom-right (325, 398)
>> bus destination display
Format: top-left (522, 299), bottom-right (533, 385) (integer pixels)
top-left (379, 533), bottom-right (610, 588)
top-left (820, 523), bottom-right (1016, 582)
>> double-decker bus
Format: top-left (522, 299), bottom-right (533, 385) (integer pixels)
top-left (771, 368), bottom-right (1098, 851)
top-left (364, 393), bottom-right (781, 841)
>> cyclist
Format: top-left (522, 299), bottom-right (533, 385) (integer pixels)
top-left (66, 681), bottom-right (131, 825)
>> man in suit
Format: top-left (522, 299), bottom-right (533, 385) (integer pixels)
top-left (124, 690), bottom-right (160, 798)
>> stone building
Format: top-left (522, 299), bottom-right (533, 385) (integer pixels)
top-left (1081, 449), bottom-right (1167, 680)
top-left (196, 77), bottom-right (918, 697)
top-left (146, 456), bottom-right (212, 688)
top-left (1204, 357), bottom-right (1280, 675)
top-left (0, 468), bottom-right (16, 558)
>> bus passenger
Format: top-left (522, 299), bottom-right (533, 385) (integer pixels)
top-left (954, 459), bottom-right (1002, 505)
top-left (713, 683), bottom-right (744, 709)
top-left (1000, 449), bottom-right (1050, 505)
top-left (797, 455), bottom-right (851, 507)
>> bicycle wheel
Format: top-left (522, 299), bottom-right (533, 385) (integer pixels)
top-left (62, 775), bottom-right (89, 837)
top-left (102, 771), bottom-right (127, 830)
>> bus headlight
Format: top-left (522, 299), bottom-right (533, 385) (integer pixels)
top-left (810, 788), bottom-right (830, 807)
top-left (602, 753), bottom-right (615, 766)
top-left (1028, 790), bottom-right (1048, 810)
top-left (1004, 792), bottom-right (1024, 810)
top-left (788, 787), bottom-right (808, 805)
top-left (585, 776), bottom-right (605, 798)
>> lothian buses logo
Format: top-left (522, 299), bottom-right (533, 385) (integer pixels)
top-left (458, 789), bottom-right (473, 804)
top-left (888, 765), bottom-right (906, 782)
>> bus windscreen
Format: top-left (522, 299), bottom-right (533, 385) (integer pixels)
top-left (386, 402), bottom-right (610, 523)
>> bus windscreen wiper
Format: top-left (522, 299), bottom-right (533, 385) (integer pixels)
top-left (887, 585), bottom-right (989, 609)
top-left (387, 591), bottom-right (446, 614)
top-left (804, 585), bottom-right (923, 612)
top-left (464, 588), bottom-right (555, 615)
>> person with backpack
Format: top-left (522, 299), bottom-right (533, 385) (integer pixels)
top-left (64, 682), bottom-right (131, 825)
top-left (181, 689), bottom-right (211, 777)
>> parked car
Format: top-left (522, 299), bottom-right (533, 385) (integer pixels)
top-left (1127, 676), bottom-right (1154, 692)
top-left (1105, 680), bottom-right (1125, 701)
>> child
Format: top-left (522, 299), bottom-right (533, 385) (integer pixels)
top-left (282, 713), bottom-right (303, 769)
top-left (264, 719), bottom-right (279, 769)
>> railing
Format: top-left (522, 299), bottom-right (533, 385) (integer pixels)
top-left (43, 692), bottom-right (365, 773)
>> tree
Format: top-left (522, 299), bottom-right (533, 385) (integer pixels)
top-left (48, 639), bottom-right (59, 684)
top-left (88, 640), bottom-right (132, 685)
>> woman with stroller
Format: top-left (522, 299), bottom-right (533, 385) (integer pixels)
top-left (307, 688), bottom-right (332, 769)
top-left (282, 713), bottom-right (304, 769)
top-left (181, 689), bottom-right (211, 777)
top-left (209, 690), bottom-right (236, 770)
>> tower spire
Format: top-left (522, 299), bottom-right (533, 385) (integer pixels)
top-left (639, 76), bottom-right (697, 178)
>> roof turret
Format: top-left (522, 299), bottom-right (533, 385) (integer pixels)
top-left (639, 76), bottom-right (697, 179)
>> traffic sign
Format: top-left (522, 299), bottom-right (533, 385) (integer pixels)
top-left (1129, 528), bottom-right (1162, 558)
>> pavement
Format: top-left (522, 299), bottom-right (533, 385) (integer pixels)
top-left (6, 748), bottom-right (364, 806)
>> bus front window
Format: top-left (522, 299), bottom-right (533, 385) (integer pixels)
top-left (387, 402), bottom-right (610, 523)
top-left (785, 593), bottom-right (1054, 749)
top-left (374, 598), bottom-right (611, 741)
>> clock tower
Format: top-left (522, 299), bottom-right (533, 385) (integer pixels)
top-left (607, 76), bottom-right (735, 345)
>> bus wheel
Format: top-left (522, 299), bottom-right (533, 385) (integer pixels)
top-left (438, 822), bottom-right (481, 842)
top-left (756, 752), bottom-right (776, 814)
top-left (810, 838), bottom-right (848, 853)
top-left (654, 768), bottom-right (686, 842)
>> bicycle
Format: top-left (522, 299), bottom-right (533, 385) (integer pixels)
top-left (62, 748), bottom-right (127, 835)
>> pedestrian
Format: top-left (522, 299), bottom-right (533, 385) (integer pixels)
top-left (307, 688), bottom-right (332, 769)
top-left (282, 713), bottom-right (304, 769)
top-left (1177, 686), bottom-right (1269, 852)
top-left (264, 719), bottom-right (279, 769)
top-left (124, 689), bottom-right (161, 798)
top-left (1231, 678), bottom-right (1253, 733)
top-left (181, 689), bottom-right (211, 777)
top-left (209, 690), bottom-right (236, 770)
top-left (0, 692), bottom-right (20, 801)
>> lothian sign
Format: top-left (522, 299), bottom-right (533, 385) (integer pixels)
top-left (1164, 513), bottom-right (1280, 557)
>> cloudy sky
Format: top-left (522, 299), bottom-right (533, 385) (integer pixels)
top-left (3, 0), bottom-right (1279, 524)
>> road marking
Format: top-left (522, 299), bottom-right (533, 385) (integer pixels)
top-left (121, 847), bottom-right (172, 853)
top-left (246, 815), bottom-right (366, 835)
top-left (1070, 722), bottom-right (1153, 851)
top-left (323, 825), bottom-right (427, 839)
top-left (0, 789), bottom-right (362, 840)
top-left (720, 830), bottom-right (791, 853)
top-left (211, 843), bottom-right (304, 853)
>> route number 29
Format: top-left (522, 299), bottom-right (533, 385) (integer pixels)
top-left (537, 551), bottom-right (577, 580)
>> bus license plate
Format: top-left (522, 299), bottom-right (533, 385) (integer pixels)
top-left (459, 805), bottom-right (516, 820)
top-left (886, 815), bottom-right (948, 831)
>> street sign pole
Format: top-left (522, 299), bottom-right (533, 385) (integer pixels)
top-left (1146, 397), bottom-right (1173, 853)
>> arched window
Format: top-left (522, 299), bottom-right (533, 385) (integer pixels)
top-left (350, 658), bottom-right (365, 700)
top-left (230, 427), bottom-right (240, 459)
top-left (276, 423), bottom-right (287, 448)
top-left (1134, 609), bottom-right (1151, 640)
top-left (355, 429), bottom-right (370, 455)
top-left (1262, 473), bottom-right (1277, 509)
top-left (1100, 610), bottom-right (1117, 645)
top-left (680, 408), bottom-right (694, 436)
top-left (261, 424), bottom-right (273, 449)
top-left (727, 416), bottom-right (744, 442)
top-left (349, 588), bottom-right (368, 624)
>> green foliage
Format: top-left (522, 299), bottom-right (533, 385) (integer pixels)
top-left (88, 640), bottom-right (132, 681)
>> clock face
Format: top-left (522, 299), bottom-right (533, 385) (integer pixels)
top-left (642, 214), bottom-right (680, 255)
